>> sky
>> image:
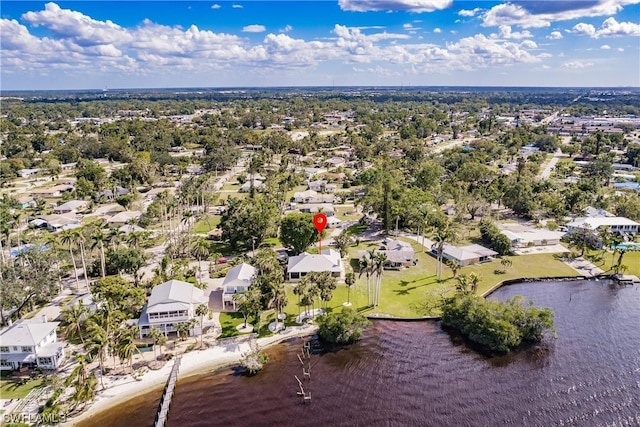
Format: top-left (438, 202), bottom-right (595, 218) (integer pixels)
top-left (1, 0), bottom-right (639, 90)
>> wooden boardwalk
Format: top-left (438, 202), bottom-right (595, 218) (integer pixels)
top-left (154, 356), bottom-right (182, 427)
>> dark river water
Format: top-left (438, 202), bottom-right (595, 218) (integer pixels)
top-left (79, 280), bottom-right (640, 427)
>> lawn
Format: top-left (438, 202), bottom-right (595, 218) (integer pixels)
top-left (278, 237), bottom-right (580, 319)
top-left (584, 249), bottom-right (640, 277)
top-left (192, 215), bottom-right (221, 234)
top-left (0, 378), bottom-right (44, 399)
top-left (334, 205), bottom-right (362, 221)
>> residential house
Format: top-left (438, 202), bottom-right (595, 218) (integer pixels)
top-left (221, 263), bottom-right (256, 310)
top-left (53, 200), bottom-right (89, 215)
top-left (0, 317), bottom-right (66, 371)
top-left (106, 210), bottom-right (142, 227)
top-left (298, 203), bottom-right (336, 216)
top-left (286, 249), bottom-right (344, 281)
top-left (138, 280), bottom-right (209, 337)
top-left (30, 213), bottom-right (80, 232)
top-left (293, 190), bottom-right (335, 204)
top-left (15, 195), bottom-right (36, 209)
top-left (239, 180), bottom-right (266, 193)
top-left (498, 224), bottom-right (564, 248)
top-left (96, 186), bottom-right (130, 200)
top-left (29, 184), bottom-right (74, 198)
top-left (17, 168), bottom-right (40, 178)
top-left (566, 216), bottom-right (639, 237)
top-left (434, 243), bottom-right (497, 267)
top-left (325, 157), bottom-right (346, 167)
top-left (308, 179), bottom-right (327, 192)
top-left (326, 216), bottom-right (343, 229)
top-left (359, 238), bottom-right (416, 269)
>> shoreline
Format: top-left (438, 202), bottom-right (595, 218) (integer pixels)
top-left (65, 324), bottom-right (317, 426)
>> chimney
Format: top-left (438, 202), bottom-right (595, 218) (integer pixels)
top-left (41, 315), bottom-right (48, 323)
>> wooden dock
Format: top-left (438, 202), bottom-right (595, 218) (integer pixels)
top-left (154, 356), bottom-right (182, 427)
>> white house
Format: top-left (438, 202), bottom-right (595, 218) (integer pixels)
top-left (499, 228), bottom-right (564, 248)
top-left (221, 263), bottom-right (256, 310)
top-left (0, 317), bottom-right (66, 371)
top-left (287, 249), bottom-right (344, 281)
top-left (298, 203), bottom-right (336, 216)
top-left (138, 280), bottom-right (209, 337)
top-left (308, 180), bottom-right (327, 192)
top-left (359, 238), bottom-right (416, 269)
top-left (433, 243), bottom-right (497, 267)
top-left (293, 190), bottom-right (335, 204)
top-left (106, 210), bottom-right (142, 227)
top-left (53, 200), bottom-right (89, 215)
top-left (566, 217), bottom-right (639, 237)
top-left (31, 213), bottom-right (80, 232)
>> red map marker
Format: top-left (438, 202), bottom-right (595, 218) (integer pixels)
top-left (313, 213), bottom-right (327, 253)
top-left (313, 213), bottom-right (328, 232)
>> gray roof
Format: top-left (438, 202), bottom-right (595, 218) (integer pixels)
top-left (222, 263), bottom-right (256, 290)
top-left (147, 280), bottom-right (206, 313)
top-left (287, 250), bottom-right (342, 274)
top-left (0, 319), bottom-right (59, 347)
top-left (442, 243), bottom-right (497, 261)
top-left (54, 200), bottom-right (87, 211)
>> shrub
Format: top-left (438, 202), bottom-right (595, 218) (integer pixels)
top-left (442, 294), bottom-right (554, 354)
top-left (317, 307), bottom-right (371, 345)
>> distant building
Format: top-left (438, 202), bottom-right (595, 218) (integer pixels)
top-left (431, 243), bottom-right (497, 267)
top-left (359, 238), bottom-right (416, 269)
top-left (29, 184), bottom-right (74, 198)
top-left (106, 210), bottom-right (142, 227)
top-left (566, 217), bottom-right (639, 237)
top-left (53, 200), bottom-right (89, 215)
top-left (31, 213), bottom-right (80, 232)
top-left (293, 190), bottom-right (335, 204)
top-left (0, 317), bottom-right (66, 371)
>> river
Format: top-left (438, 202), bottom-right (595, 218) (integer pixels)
top-left (80, 279), bottom-right (640, 426)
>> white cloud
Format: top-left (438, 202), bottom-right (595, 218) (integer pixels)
top-left (618, 47), bottom-right (625, 51)
top-left (242, 25), bottom-right (266, 33)
top-left (571, 22), bottom-right (597, 37)
top-left (433, 27), bottom-right (442, 33)
top-left (482, 1), bottom-right (640, 28)
top-left (562, 60), bottom-right (595, 68)
top-left (211, 4), bottom-right (221, 9)
top-left (492, 25), bottom-right (533, 39)
top-left (403, 23), bottom-right (414, 29)
top-left (458, 7), bottom-right (482, 17)
top-left (338, 0), bottom-right (452, 13)
top-left (279, 25), bottom-right (292, 33)
top-left (232, 4), bottom-right (243, 8)
top-left (572, 17), bottom-right (640, 38)
top-left (547, 31), bottom-right (563, 40)
top-left (596, 17), bottom-right (640, 37)
top-left (21, 2), bottom-right (132, 46)
top-left (601, 44), bottom-right (611, 49)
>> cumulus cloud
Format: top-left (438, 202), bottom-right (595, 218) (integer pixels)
top-left (433, 27), bottom-right (442, 33)
top-left (242, 24), bottom-right (266, 33)
top-left (211, 4), bottom-right (221, 9)
top-left (601, 44), bottom-right (611, 49)
top-left (492, 25), bottom-right (533, 39)
top-left (0, 3), bottom-right (556, 81)
top-left (458, 7), bottom-right (482, 17)
top-left (572, 22), bottom-right (597, 36)
top-left (338, 0), bottom-right (452, 13)
top-left (482, 0), bottom-right (640, 28)
top-left (547, 31), bottom-right (563, 39)
top-left (21, 2), bottom-right (131, 46)
top-left (572, 17), bottom-right (640, 38)
top-left (562, 60), bottom-right (595, 68)
top-left (279, 25), bottom-right (292, 33)
top-left (232, 4), bottom-right (243, 8)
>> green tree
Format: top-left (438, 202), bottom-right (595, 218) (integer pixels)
top-left (344, 271), bottom-right (356, 306)
top-left (280, 213), bottom-right (317, 255)
top-left (195, 303), bottom-right (209, 347)
top-left (220, 196), bottom-right (279, 251)
top-left (333, 230), bottom-right (353, 258)
top-left (317, 307), bottom-right (371, 345)
top-left (60, 302), bottom-right (88, 343)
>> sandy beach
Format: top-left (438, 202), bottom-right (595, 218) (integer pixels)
top-left (65, 324), bottom-right (317, 426)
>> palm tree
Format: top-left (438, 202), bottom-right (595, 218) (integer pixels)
top-left (500, 257), bottom-right (512, 273)
top-left (91, 226), bottom-right (108, 278)
top-left (445, 258), bottom-right (461, 278)
top-left (208, 251), bottom-right (223, 273)
top-left (116, 325), bottom-right (140, 372)
top-left (191, 238), bottom-right (211, 277)
top-left (195, 303), bottom-right (209, 347)
top-left (126, 231), bottom-right (147, 250)
top-left (176, 322), bottom-right (190, 341)
top-left (60, 229), bottom-right (81, 291)
top-left (85, 318), bottom-right (110, 389)
top-left (72, 373), bottom-right (98, 409)
top-left (372, 252), bottom-right (387, 307)
top-left (314, 272), bottom-right (337, 310)
top-left (432, 223), bottom-right (457, 282)
top-left (109, 228), bottom-right (126, 250)
top-left (268, 284), bottom-right (288, 330)
top-left (293, 279), bottom-right (307, 317)
top-left (74, 228), bottom-right (91, 290)
top-left (61, 301), bottom-right (88, 343)
top-left (358, 255), bottom-right (372, 307)
top-left (344, 271), bottom-right (356, 306)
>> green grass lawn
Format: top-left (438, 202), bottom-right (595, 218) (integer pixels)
top-left (278, 238), bottom-right (580, 319)
top-left (585, 250), bottom-right (640, 276)
top-left (334, 205), bottom-right (362, 221)
top-left (221, 181), bottom-right (242, 191)
top-left (192, 215), bottom-right (221, 234)
top-left (0, 378), bottom-right (44, 399)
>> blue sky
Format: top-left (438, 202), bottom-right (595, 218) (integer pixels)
top-left (1, 1), bottom-right (639, 90)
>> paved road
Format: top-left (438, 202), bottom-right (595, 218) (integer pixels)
top-left (538, 148), bottom-right (565, 180)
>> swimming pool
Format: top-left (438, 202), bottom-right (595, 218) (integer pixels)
top-left (612, 242), bottom-right (640, 251)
